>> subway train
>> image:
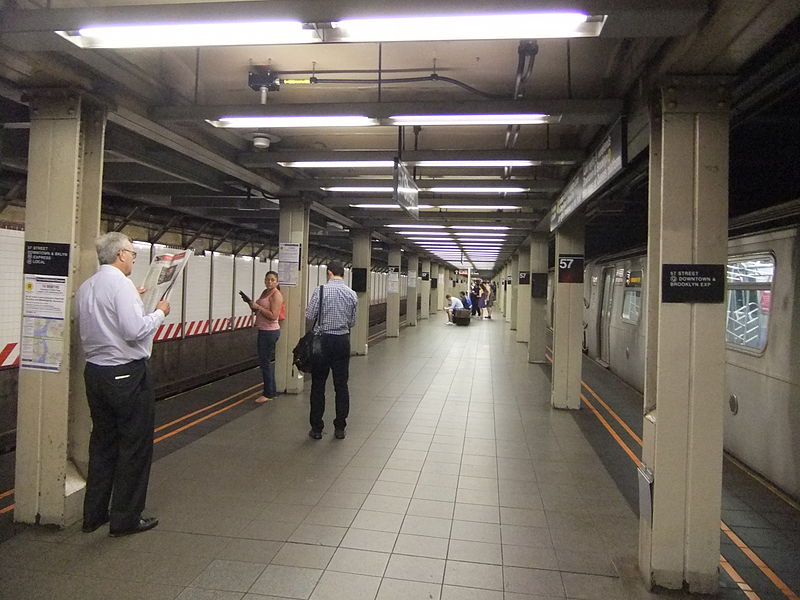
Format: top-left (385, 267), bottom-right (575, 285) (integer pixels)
top-left (0, 230), bottom-right (410, 453)
top-left (574, 199), bottom-right (800, 501)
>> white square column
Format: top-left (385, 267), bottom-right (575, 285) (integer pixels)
top-left (350, 229), bottom-right (372, 355)
top-left (550, 214), bottom-right (584, 410)
top-left (508, 254), bottom-right (519, 329)
top-left (386, 246), bottom-right (401, 338)
top-left (516, 241), bottom-right (531, 342)
top-left (406, 254), bottom-right (418, 326)
top-left (16, 92), bottom-right (106, 527)
top-left (640, 78), bottom-right (729, 594)
top-left (276, 198), bottom-right (310, 394)
top-left (528, 234), bottom-right (549, 363)
top-left (419, 258), bottom-right (430, 321)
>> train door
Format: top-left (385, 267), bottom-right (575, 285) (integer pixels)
top-left (598, 267), bottom-right (615, 364)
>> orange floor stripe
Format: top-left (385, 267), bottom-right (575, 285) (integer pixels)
top-left (720, 555), bottom-right (761, 599)
top-left (0, 504), bottom-right (13, 515)
top-left (0, 488), bottom-right (13, 500)
top-left (153, 393), bottom-right (255, 444)
top-left (579, 393), bottom-right (641, 467)
top-left (155, 383), bottom-right (261, 432)
top-left (581, 380), bottom-right (643, 447)
top-left (722, 522), bottom-right (800, 600)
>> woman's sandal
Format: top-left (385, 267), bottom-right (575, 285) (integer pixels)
top-left (254, 396), bottom-right (272, 404)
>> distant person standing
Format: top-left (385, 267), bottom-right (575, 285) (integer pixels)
top-left (249, 270), bottom-right (284, 403)
top-left (76, 232), bottom-right (170, 537)
top-left (305, 260), bottom-right (358, 440)
top-left (482, 280), bottom-right (494, 319)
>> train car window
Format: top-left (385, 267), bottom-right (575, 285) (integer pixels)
top-left (621, 269), bottom-right (643, 324)
top-left (726, 254), bottom-right (774, 354)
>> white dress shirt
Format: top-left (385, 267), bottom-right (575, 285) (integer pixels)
top-left (77, 264), bottom-right (165, 366)
top-left (447, 296), bottom-right (464, 310)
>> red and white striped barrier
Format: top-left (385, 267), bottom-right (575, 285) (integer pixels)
top-left (0, 343), bottom-right (20, 369)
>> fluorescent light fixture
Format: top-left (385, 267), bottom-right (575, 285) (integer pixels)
top-left (324, 186), bottom-right (393, 193)
top-left (390, 114), bottom-right (556, 126)
top-left (433, 205), bottom-right (521, 210)
top-left (397, 231), bottom-right (452, 235)
top-left (281, 161), bottom-right (394, 168)
top-left (387, 224), bottom-right (445, 229)
top-left (333, 12), bottom-right (598, 43)
top-left (57, 21), bottom-right (319, 48)
top-left (208, 116), bottom-right (378, 128)
top-left (350, 204), bottom-right (433, 209)
top-left (415, 160), bottom-right (536, 167)
top-left (451, 225), bottom-right (510, 230)
top-left (427, 187), bottom-right (529, 194)
top-left (455, 232), bottom-right (508, 237)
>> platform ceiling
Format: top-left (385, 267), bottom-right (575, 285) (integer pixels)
top-left (1, 0), bottom-right (798, 271)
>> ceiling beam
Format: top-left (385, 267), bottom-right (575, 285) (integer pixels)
top-left (151, 99), bottom-right (622, 126)
top-left (239, 148), bottom-right (585, 167)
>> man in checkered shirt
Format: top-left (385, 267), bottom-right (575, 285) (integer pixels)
top-left (305, 260), bottom-right (358, 440)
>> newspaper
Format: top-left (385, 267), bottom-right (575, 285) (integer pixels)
top-left (138, 249), bottom-right (193, 313)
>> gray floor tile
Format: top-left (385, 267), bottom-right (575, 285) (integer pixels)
top-left (453, 503), bottom-right (500, 524)
top-left (503, 566), bottom-right (565, 596)
top-left (407, 499), bottom-right (455, 519)
top-left (393, 534), bottom-right (450, 559)
top-left (385, 554), bottom-right (446, 584)
top-left (451, 520), bottom-right (501, 544)
top-left (249, 564), bottom-right (323, 599)
top-left (378, 469), bottom-right (420, 484)
top-left (190, 559), bottom-right (266, 593)
top-left (327, 548), bottom-right (390, 576)
top-left (309, 571), bottom-right (381, 600)
top-left (447, 539), bottom-right (502, 565)
top-left (502, 544), bottom-right (559, 569)
top-left (443, 560), bottom-right (503, 590)
top-left (400, 515), bottom-right (452, 538)
top-left (352, 510), bottom-right (405, 533)
top-left (176, 589), bottom-right (245, 600)
top-left (441, 585), bottom-right (503, 600)
top-left (376, 577), bottom-right (442, 600)
top-left (289, 524), bottom-right (347, 547)
top-left (272, 543), bottom-right (336, 569)
top-left (341, 528), bottom-right (398, 553)
top-left (304, 507), bottom-right (358, 528)
top-left (217, 539), bottom-right (283, 564)
top-left (361, 494), bottom-right (412, 514)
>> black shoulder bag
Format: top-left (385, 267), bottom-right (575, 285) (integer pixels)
top-left (293, 285), bottom-right (323, 373)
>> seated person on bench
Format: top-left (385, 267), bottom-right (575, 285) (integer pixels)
top-left (444, 294), bottom-right (464, 325)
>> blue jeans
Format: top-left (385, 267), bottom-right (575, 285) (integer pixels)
top-left (257, 329), bottom-right (280, 398)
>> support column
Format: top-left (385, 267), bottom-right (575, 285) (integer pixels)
top-left (351, 229), bottom-right (372, 355)
top-left (276, 198), bottom-right (310, 394)
top-left (640, 78), bottom-right (729, 594)
top-left (15, 91), bottom-right (106, 526)
top-left (516, 241), bottom-right (531, 342)
top-left (509, 254), bottom-right (519, 329)
top-left (419, 258), bottom-right (431, 320)
top-left (550, 214), bottom-right (584, 410)
top-left (406, 254), bottom-right (418, 326)
top-left (386, 246), bottom-right (401, 337)
top-left (528, 234), bottom-right (549, 363)
top-left (429, 262), bottom-right (439, 315)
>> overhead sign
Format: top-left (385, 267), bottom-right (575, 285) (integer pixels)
top-left (551, 118), bottom-right (625, 231)
top-left (661, 264), bottom-right (725, 303)
top-left (24, 241), bottom-right (70, 276)
top-left (394, 159), bottom-right (419, 220)
top-left (531, 273), bottom-right (548, 298)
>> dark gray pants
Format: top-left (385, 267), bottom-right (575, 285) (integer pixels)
top-left (83, 359), bottom-right (154, 530)
top-left (309, 333), bottom-right (351, 432)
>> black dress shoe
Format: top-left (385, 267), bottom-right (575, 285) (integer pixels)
top-left (334, 428), bottom-right (346, 439)
top-left (308, 429), bottom-right (322, 440)
top-left (109, 516), bottom-right (158, 537)
top-left (81, 518), bottom-right (109, 533)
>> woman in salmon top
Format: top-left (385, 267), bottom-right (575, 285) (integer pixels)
top-left (250, 271), bottom-right (284, 403)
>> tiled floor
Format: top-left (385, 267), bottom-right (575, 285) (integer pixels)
top-left (0, 314), bottom-right (689, 599)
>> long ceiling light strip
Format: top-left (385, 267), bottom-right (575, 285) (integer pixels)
top-left (280, 160), bottom-right (537, 168)
top-left (388, 114), bottom-right (557, 126)
top-left (208, 116), bottom-right (378, 128)
top-left (57, 12), bottom-right (603, 49)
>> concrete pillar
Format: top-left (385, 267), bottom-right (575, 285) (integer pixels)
top-left (429, 262), bottom-right (439, 315)
top-left (351, 229), bottom-right (372, 355)
top-left (276, 198), bottom-right (310, 394)
top-left (550, 214), bottom-right (584, 410)
top-left (419, 258), bottom-right (431, 320)
top-left (639, 78), bottom-right (729, 594)
top-left (437, 265), bottom-right (447, 311)
top-left (528, 234), bottom-right (549, 363)
top-left (516, 242), bottom-right (531, 342)
top-left (15, 91), bottom-right (106, 527)
top-left (509, 254), bottom-right (519, 329)
top-left (406, 254), bottom-right (418, 326)
top-left (386, 246), bottom-right (401, 337)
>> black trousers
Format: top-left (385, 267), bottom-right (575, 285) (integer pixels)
top-left (83, 359), bottom-right (155, 530)
top-left (309, 333), bottom-right (351, 432)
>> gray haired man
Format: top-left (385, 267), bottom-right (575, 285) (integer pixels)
top-left (76, 232), bottom-right (170, 536)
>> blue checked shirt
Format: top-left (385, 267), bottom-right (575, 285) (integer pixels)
top-left (306, 278), bottom-right (358, 335)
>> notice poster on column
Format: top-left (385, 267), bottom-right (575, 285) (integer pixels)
top-left (278, 242), bottom-right (301, 287)
top-left (21, 241), bottom-right (70, 372)
top-left (387, 266), bottom-right (400, 294)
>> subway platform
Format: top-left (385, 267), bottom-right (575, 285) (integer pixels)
top-left (0, 313), bottom-right (794, 600)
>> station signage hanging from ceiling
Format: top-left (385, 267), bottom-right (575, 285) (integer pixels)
top-left (394, 159), bottom-right (419, 220)
top-left (551, 118), bottom-right (625, 231)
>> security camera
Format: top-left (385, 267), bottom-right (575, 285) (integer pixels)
top-left (253, 136), bottom-right (270, 150)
